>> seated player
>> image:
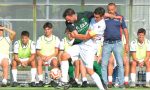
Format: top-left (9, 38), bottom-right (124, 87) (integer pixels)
top-left (12, 31), bottom-right (37, 87)
top-left (59, 28), bottom-right (88, 87)
top-left (0, 25), bottom-right (16, 86)
top-left (130, 28), bottom-right (150, 87)
top-left (36, 22), bottom-right (60, 87)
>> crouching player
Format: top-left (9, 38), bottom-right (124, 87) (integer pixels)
top-left (0, 25), bottom-right (16, 86)
top-left (130, 28), bottom-right (150, 87)
top-left (36, 22), bottom-right (60, 87)
top-left (12, 31), bottom-right (37, 87)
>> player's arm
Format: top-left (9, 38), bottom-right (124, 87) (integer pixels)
top-left (45, 47), bottom-right (59, 61)
top-left (14, 54), bottom-right (21, 63)
top-left (130, 51), bottom-right (138, 62)
top-left (144, 51), bottom-right (150, 62)
top-left (0, 26), bottom-right (16, 41)
top-left (70, 30), bottom-right (95, 40)
top-left (27, 41), bottom-right (36, 64)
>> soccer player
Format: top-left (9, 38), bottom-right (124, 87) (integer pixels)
top-left (0, 25), bottom-right (16, 86)
top-left (36, 22), bottom-right (60, 87)
top-left (130, 28), bottom-right (150, 87)
top-left (61, 7), bottom-right (106, 90)
top-left (101, 3), bottom-right (129, 88)
top-left (12, 31), bottom-right (36, 87)
top-left (59, 28), bottom-right (88, 87)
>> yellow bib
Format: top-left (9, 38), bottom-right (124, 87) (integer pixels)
top-left (0, 37), bottom-right (10, 56)
top-left (63, 37), bottom-right (72, 52)
top-left (40, 35), bottom-right (56, 56)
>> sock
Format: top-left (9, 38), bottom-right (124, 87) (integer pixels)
top-left (108, 76), bottom-right (112, 82)
top-left (131, 73), bottom-right (136, 82)
top-left (38, 74), bottom-right (43, 81)
top-left (146, 72), bottom-right (150, 82)
top-left (31, 68), bottom-right (37, 82)
top-left (75, 78), bottom-right (79, 83)
top-left (2, 79), bottom-right (7, 84)
top-left (12, 69), bottom-right (17, 82)
top-left (82, 77), bottom-right (87, 82)
top-left (124, 76), bottom-right (129, 82)
top-left (61, 61), bottom-right (69, 82)
top-left (91, 73), bottom-right (104, 90)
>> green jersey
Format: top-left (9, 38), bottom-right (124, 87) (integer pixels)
top-left (66, 11), bottom-right (93, 44)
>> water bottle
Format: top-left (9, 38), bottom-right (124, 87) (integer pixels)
top-left (114, 77), bottom-right (119, 87)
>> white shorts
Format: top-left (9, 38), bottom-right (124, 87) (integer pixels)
top-left (67, 44), bottom-right (95, 69)
top-left (66, 45), bottom-right (80, 64)
top-left (0, 54), bottom-right (11, 65)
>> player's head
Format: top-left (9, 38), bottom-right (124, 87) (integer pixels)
top-left (43, 22), bottom-right (53, 37)
top-left (21, 31), bottom-right (29, 45)
top-left (137, 28), bottom-right (146, 43)
top-left (0, 25), bottom-right (4, 36)
top-left (65, 28), bottom-right (73, 40)
top-left (94, 7), bottom-right (105, 22)
top-left (107, 3), bottom-right (117, 15)
top-left (63, 8), bottom-right (76, 23)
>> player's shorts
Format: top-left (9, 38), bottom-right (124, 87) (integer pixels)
top-left (0, 54), bottom-right (11, 65)
top-left (66, 45), bottom-right (80, 64)
top-left (20, 58), bottom-right (29, 62)
top-left (67, 44), bottom-right (96, 69)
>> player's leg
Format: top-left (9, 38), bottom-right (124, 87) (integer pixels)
top-left (80, 49), bottom-right (105, 90)
top-left (61, 45), bottom-right (80, 83)
top-left (144, 59), bottom-right (150, 87)
top-left (1, 58), bottom-right (9, 86)
top-left (11, 59), bottom-right (19, 87)
top-left (30, 59), bottom-right (37, 87)
top-left (123, 53), bottom-right (129, 87)
top-left (79, 60), bottom-right (88, 87)
top-left (107, 55), bottom-right (114, 88)
top-left (130, 60), bottom-right (137, 87)
top-left (113, 41), bottom-right (124, 88)
top-left (37, 57), bottom-right (44, 86)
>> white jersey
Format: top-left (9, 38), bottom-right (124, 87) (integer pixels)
top-left (81, 18), bottom-right (106, 50)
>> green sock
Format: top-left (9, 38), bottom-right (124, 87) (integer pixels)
top-left (93, 61), bottom-right (102, 78)
top-left (68, 60), bottom-right (74, 79)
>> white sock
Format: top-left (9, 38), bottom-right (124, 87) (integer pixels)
top-left (82, 77), bottom-right (87, 82)
top-left (75, 78), bottom-right (79, 83)
top-left (2, 79), bottom-right (7, 84)
top-left (131, 73), bottom-right (136, 82)
top-left (60, 61), bottom-right (69, 82)
top-left (108, 76), bottom-right (112, 82)
top-left (91, 73), bottom-right (104, 90)
top-left (146, 72), bottom-right (150, 82)
top-left (38, 74), bottom-right (43, 81)
top-left (12, 69), bottom-right (17, 82)
top-left (31, 68), bottom-right (37, 82)
top-left (124, 76), bottom-right (129, 82)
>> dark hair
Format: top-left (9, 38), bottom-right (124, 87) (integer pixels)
top-left (94, 7), bottom-right (105, 17)
top-left (108, 3), bottom-right (116, 7)
top-left (21, 31), bottom-right (29, 37)
top-left (63, 8), bottom-right (75, 18)
top-left (43, 22), bottom-right (53, 29)
top-left (137, 28), bottom-right (146, 35)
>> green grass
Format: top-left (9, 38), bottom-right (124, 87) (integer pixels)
top-left (0, 87), bottom-right (150, 90)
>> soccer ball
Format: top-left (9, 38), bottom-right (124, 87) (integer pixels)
top-left (50, 68), bottom-right (61, 80)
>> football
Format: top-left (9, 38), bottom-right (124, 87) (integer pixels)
top-left (49, 68), bottom-right (62, 80)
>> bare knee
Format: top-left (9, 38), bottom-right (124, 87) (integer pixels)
top-left (61, 52), bottom-right (70, 60)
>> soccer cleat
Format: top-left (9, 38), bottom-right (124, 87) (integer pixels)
top-left (69, 78), bottom-right (79, 87)
top-left (81, 81), bottom-right (88, 87)
top-left (130, 82), bottom-right (136, 88)
top-left (1, 83), bottom-right (7, 87)
top-left (144, 82), bottom-right (150, 88)
top-left (12, 82), bottom-right (18, 87)
top-left (124, 82), bottom-right (129, 88)
top-left (107, 82), bottom-right (113, 88)
top-left (56, 81), bottom-right (71, 90)
top-left (37, 81), bottom-right (44, 87)
top-left (30, 82), bottom-right (36, 87)
top-left (50, 80), bottom-right (58, 88)
top-left (119, 84), bottom-right (125, 89)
